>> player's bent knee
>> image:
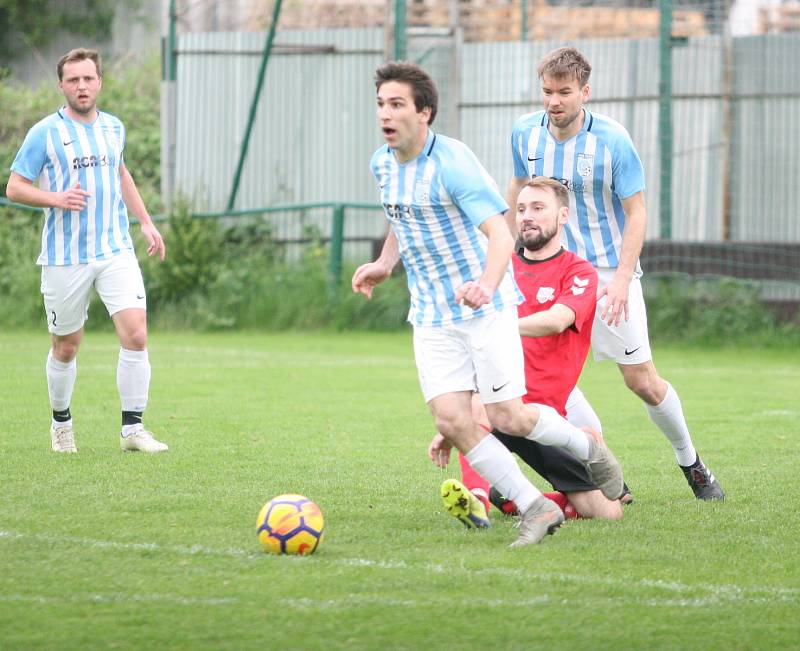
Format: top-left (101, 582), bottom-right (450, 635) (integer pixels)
top-left (571, 491), bottom-right (624, 520)
top-left (434, 413), bottom-right (473, 442)
top-left (600, 501), bottom-right (624, 521)
top-left (621, 369), bottom-right (661, 404)
top-left (484, 405), bottom-right (528, 437)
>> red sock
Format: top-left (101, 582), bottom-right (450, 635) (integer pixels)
top-left (543, 491), bottom-right (582, 519)
top-left (458, 452), bottom-right (491, 513)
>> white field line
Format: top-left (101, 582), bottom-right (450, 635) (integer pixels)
top-left (756, 410), bottom-right (797, 417)
top-left (0, 593), bottom-right (237, 607)
top-left (2, 529), bottom-right (797, 609)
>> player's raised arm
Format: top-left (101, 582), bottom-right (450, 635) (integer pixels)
top-left (455, 213), bottom-right (513, 309)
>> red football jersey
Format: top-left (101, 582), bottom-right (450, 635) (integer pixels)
top-left (512, 248), bottom-right (598, 416)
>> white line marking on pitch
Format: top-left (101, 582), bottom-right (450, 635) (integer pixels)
top-left (0, 593), bottom-right (237, 607)
top-left (2, 529), bottom-right (796, 607)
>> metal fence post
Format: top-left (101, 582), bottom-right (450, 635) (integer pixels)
top-left (328, 203), bottom-right (345, 305)
top-left (658, 0), bottom-right (673, 240)
top-left (160, 0), bottom-right (177, 210)
top-left (226, 0), bottom-right (284, 212)
top-left (394, 0), bottom-right (407, 60)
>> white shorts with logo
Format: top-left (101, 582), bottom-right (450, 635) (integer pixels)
top-left (592, 267), bottom-right (652, 364)
top-left (413, 306), bottom-right (526, 404)
top-left (40, 251), bottom-right (147, 335)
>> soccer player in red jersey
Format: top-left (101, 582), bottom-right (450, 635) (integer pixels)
top-left (430, 177), bottom-right (625, 521)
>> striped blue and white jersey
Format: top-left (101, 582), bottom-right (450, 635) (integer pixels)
top-left (372, 129), bottom-right (522, 327)
top-left (511, 109), bottom-right (645, 270)
top-left (10, 108), bottom-right (133, 266)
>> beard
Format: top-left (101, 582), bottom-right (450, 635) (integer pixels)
top-left (67, 96), bottom-right (96, 115)
top-left (549, 108), bottom-right (582, 129)
top-left (520, 225), bottom-right (558, 252)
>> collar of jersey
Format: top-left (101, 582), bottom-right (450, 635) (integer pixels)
top-left (58, 106), bottom-right (101, 127)
top-left (516, 246), bottom-right (566, 265)
top-left (390, 129), bottom-right (437, 165)
top-left (540, 109), bottom-right (593, 143)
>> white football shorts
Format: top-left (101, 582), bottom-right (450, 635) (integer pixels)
top-left (40, 250), bottom-right (147, 335)
top-left (592, 267), bottom-right (652, 364)
top-left (413, 306), bottom-right (526, 404)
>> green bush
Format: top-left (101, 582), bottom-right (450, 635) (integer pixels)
top-left (0, 208), bottom-right (45, 327)
top-left (3, 208), bottom-right (799, 344)
top-left (644, 273), bottom-right (800, 346)
top-left (141, 211), bottom-right (409, 331)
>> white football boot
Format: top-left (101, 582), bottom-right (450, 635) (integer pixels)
top-left (120, 426), bottom-right (169, 453)
top-left (50, 423), bottom-right (77, 453)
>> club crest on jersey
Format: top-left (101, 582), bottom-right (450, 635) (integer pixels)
top-left (576, 153), bottom-right (594, 178)
top-left (536, 286), bottom-right (555, 303)
top-left (102, 128), bottom-right (121, 151)
top-left (413, 179), bottom-right (430, 203)
top-left (571, 275), bottom-right (589, 295)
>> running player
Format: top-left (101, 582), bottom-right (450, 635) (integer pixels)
top-left (6, 48), bottom-right (168, 454)
top-left (430, 178), bottom-right (624, 523)
top-left (506, 47), bottom-right (723, 499)
top-left (353, 61), bottom-right (624, 547)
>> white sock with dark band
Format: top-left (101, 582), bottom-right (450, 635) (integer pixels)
top-left (465, 434), bottom-right (540, 514)
top-left (525, 403), bottom-right (591, 461)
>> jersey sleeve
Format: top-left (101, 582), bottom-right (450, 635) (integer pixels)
top-left (442, 142), bottom-right (508, 227)
top-left (610, 129), bottom-right (645, 200)
top-left (555, 259), bottom-right (598, 332)
top-left (10, 122), bottom-right (48, 182)
top-left (511, 121), bottom-right (528, 178)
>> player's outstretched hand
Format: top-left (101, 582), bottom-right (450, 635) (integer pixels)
top-left (455, 280), bottom-right (492, 310)
top-left (55, 182), bottom-right (91, 211)
top-left (141, 223), bottom-right (166, 261)
top-left (351, 261), bottom-right (391, 299)
top-left (598, 275), bottom-right (630, 326)
top-left (427, 433), bottom-right (453, 468)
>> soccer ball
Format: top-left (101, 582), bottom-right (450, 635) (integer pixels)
top-left (256, 494), bottom-right (325, 555)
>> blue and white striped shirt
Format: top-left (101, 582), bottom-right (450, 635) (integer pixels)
top-left (511, 109), bottom-right (645, 270)
top-left (372, 129), bottom-right (522, 327)
top-left (10, 108), bottom-right (133, 266)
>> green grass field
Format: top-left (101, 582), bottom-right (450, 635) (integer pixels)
top-left (1, 331), bottom-right (798, 650)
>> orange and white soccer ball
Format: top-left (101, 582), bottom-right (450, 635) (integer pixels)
top-left (256, 494), bottom-right (325, 555)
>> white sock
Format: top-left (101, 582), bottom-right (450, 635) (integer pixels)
top-left (565, 386), bottom-right (603, 434)
top-left (525, 403), bottom-right (591, 461)
top-left (645, 383), bottom-right (697, 466)
top-left (117, 348), bottom-right (150, 414)
top-left (46, 350), bottom-right (76, 412)
top-left (465, 434), bottom-right (541, 514)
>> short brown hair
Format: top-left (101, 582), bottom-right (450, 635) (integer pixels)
top-left (537, 47), bottom-right (591, 87)
top-left (375, 61), bottom-right (438, 126)
top-left (57, 48), bottom-right (102, 81)
top-left (523, 177), bottom-right (570, 209)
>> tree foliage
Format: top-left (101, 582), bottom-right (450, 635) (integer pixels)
top-left (0, 0), bottom-right (115, 62)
